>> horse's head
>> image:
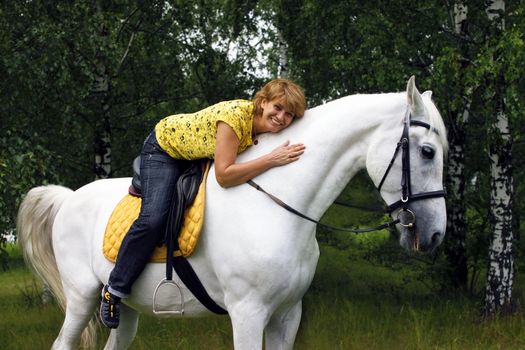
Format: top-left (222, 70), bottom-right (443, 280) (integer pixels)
top-left (366, 77), bottom-right (448, 253)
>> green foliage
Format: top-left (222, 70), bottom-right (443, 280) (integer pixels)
top-left (318, 171), bottom-right (390, 251)
top-left (0, 129), bottom-right (62, 251)
top-left (272, 0), bottom-right (449, 104)
top-left (0, 0), bottom-right (274, 238)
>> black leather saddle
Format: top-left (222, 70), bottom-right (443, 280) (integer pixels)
top-left (129, 155), bottom-right (206, 245)
top-left (130, 156), bottom-right (204, 206)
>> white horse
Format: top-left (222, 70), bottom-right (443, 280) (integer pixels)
top-left (17, 77), bottom-right (447, 350)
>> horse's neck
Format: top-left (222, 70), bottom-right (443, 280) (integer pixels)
top-left (243, 93), bottom-right (405, 219)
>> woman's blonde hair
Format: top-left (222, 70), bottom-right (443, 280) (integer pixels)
top-left (253, 78), bottom-right (306, 118)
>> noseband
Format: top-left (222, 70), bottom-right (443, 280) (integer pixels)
top-left (248, 108), bottom-right (446, 233)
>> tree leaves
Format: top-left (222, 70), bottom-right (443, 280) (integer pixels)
top-left (0, 0), bottom-right (276, 237)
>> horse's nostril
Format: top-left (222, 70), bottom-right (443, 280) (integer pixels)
top-left (431, 232), bottom-right (441, 244)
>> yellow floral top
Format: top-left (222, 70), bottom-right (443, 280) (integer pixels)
top-left (154, 99), bottom-right (255, 160)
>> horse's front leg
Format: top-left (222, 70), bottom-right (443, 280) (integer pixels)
top-left (103, 304), bottom-right (140, 350)
top-left (264, 301), bottom-right (302, 350)
top-left (229, 300), bottom-right (270, 350)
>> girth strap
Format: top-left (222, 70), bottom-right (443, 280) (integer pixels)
top-left (165, 161), bottom-right (227, 315)
top-left (172, 256), bottom-right (228, 314)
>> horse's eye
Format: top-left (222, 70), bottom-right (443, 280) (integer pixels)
top-left (421, 145), bottom-right (435, 159)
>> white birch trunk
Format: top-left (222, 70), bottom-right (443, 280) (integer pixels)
top-left (277, 30), bottom-right (288, 78)
top-left (484, 0), bottom-right (514, 315)
top-left (485, 106), bottom-right (514, 314)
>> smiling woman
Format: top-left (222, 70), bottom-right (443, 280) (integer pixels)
top-left (99, 78), bottom-right (307, 329)
top-left (214, 91), bottom-right (306, 187)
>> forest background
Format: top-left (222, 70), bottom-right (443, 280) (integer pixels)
top-left (1, 0), bottom-right (524, 319)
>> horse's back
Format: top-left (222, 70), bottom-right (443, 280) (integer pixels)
top-left (54, 178), bottom-right (131, 234)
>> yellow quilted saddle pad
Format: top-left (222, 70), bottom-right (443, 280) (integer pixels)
top-left (103, 162), bottom-right (210, 263)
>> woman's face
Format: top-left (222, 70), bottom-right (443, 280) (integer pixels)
top-left (258, 96), bottom-right (295, 133)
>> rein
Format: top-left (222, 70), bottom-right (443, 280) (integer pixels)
top-left (247, 180), bottom-right (400, 232)
top-left (248, 109), bottom-right (446, 233)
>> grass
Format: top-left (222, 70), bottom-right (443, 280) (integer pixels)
top-left (295, 245), bottom-right (525, 350)
top-left (2, 243), bottom-right (525, 349)
top-left (0, 266), bottom-right (63, 349)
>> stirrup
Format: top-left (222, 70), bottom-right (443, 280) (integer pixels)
top-left (153, 278), bottom-right (185, 315)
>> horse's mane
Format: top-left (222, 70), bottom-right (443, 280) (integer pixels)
top-left (356, 91), bottom-right (448, 154)
top-left (422, 94), bottom-right (449, 154)
top-left (248, 90), bottom-right (448, 158)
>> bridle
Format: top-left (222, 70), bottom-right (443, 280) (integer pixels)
top-left (375, 109), bottom-right (446, 228)
top-left (247, 107), bottom-right (446, 233)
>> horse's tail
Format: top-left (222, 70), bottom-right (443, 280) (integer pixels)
top-left (17, 185), bottom-right (98, 348)
top-left (18, 185), bottom-right (100, 348)
top-left (17, 185), bottom-right (72, 307)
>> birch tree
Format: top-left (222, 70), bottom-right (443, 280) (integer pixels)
top-left (483, 0), bottom-right (515, 316)
top-left (92, 2), bottom-right (112, 179)
top-left (277, 30), bottom-right (288, 78)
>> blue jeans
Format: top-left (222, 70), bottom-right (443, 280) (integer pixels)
top-left (108, 131), bottom-right (190, 297)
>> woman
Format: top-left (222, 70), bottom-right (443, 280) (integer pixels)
top-left (100, 78), bottom-right (307, 328)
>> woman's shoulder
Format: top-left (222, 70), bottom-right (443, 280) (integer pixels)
top-left (205, 99), bottom-right (253, 117)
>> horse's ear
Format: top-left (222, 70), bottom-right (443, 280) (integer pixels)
top-left (422, 90), bottom-right (433, 99)
top-left (406, 76), bottom-right (425, 117)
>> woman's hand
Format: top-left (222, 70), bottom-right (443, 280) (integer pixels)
top-left (214, 122), bottom-right (305, 188)
top-left (267, 140), bottom-right (306, 166)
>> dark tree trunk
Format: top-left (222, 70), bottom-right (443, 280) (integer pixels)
top-left (443, 2), bottom-right (470, 291)
top-left (444, 118), bottom-right (468, 289)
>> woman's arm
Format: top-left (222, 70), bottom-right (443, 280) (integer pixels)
top-left (214, 122), bottom-right (305, 188)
